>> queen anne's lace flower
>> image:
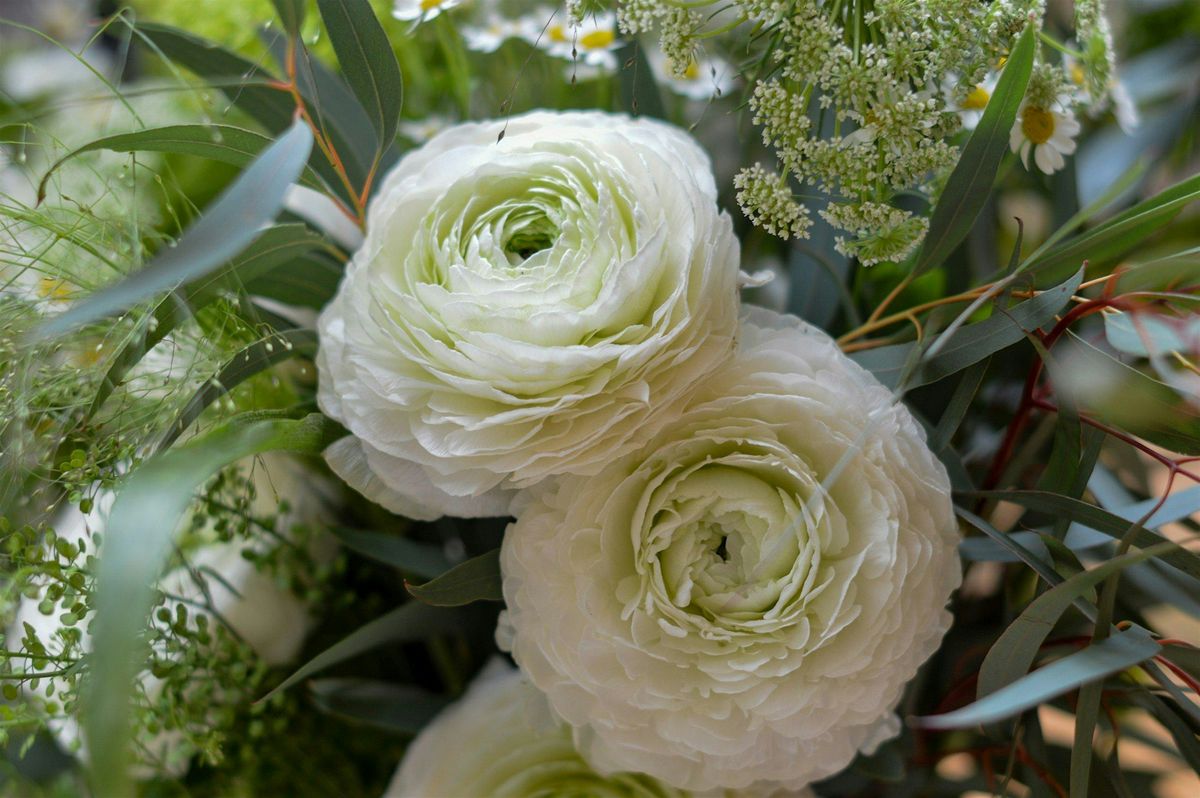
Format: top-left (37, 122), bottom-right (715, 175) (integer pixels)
top-left (500, 307), bottom-right (961, 793)
top-left (317, 110), bottom-right (741, 520)
top-left (386, 660), bottom-right (805, 797)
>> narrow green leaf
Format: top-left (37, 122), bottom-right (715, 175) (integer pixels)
top-left (912, 25), bottom-right (1036, 276)
top-left (915, 627), bottom-right (1160, 729)
top-left (156, 328), bottom-right (318, 453)
top-left (84, 413), bottom-right (340, 797)
top-left (976, 543), bottom-right (1177, 701)
top-left (270, 0), bottom-right (307, 35)
top-left (1028, 172), bottom-right (1200, 284)
top-left (956, 506), bottom-right (1060, 586)
top-left (960, 486), bottom-right (1200, 563)
top-left (316, 0), bottom-right (403, 160)
top-left (1134, 692), bottom-right (1200, 773)
top-left (263, 32), bottom-right (382, 181)
top-left (74, 225), bottom-right (324, 432)
top-left (135, 22), bottom-right (355, 200)
top-left (406, 549), bottom-right (502, 607)
top-left (853, 268), bottom-right (1082, 388)
top-left (265, 602), bottom-right (460, 699)
top-left (930, 358), bottom-right (989, 452)
top-left (38, 125), bottom-right (328, 202)
top-left (242, 248), bottom-right (344, 308)
top-left (331, 527), bottom-right (452, 579)
top-left (181, 223), bottom-right (331, 312)
top-left (34, 120), bottom-right (314, 340)
top-left (966, 490), bottom-right (1200, 581)
top-left (1070, 679), bottom-right (1103, 798)
top-left (136, 23), bottom-right (295, 131)
top-left (309, 679), bottom-right (449, 733)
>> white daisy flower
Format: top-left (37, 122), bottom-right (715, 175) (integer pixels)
top-left (462, 13), bottom-right (523, 53)
top-left (397, 114), bottom-right (454, 143)
top-left (522, 8), bottom-right (621, 70)
top-left (648, 47), bottom-right (736, 100)
top-left (943, 72), bottom-right (998, 130)
top-left (393, 0), bottom-right (465, 23)
top-left (1109, 79), bottom-right (1139, 134)
top-left (1009, 100), bottom-right (1081, 175)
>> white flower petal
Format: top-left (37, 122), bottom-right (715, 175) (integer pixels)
top-left (317, 110), bottom-right (741, 519)
top-left (501, 307), bottom-right (961, 793)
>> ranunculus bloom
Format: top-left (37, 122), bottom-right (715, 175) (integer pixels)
top-left (11, 455), bottom-right (330, 776)
top-left (317, 110), bottom-right (741, 520)
top-left (500, 308), bottom-right (961, 792)
top-left (386, 659), bottom-right (805, 797)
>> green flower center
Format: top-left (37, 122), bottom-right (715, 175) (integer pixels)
top-left (502, 210), bottom-right (559, 261)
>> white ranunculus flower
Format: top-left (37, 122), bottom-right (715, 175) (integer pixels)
top-left (10, 454), bottom-right (332, 775)
top-left (500, 307), bottom-right (961, 793)
top-left (386, 659), bottom-right (809, 798)
top-left (317, 110), bottom-right (741, 520)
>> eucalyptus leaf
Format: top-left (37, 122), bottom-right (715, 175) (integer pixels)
top-left (135, 22), bottom-right (354, 200)
top-left (1027, 172), bottom-right (1200, 284)
top-left (965, 490), bottom-right (1200, 580)
top-left (38, 125), bottom-right (327, 202)
top-left (976, 543), bottom-right (1178, 700)
top-left (911, 24), bottom-right (1035, 276)
top-left (406, 549), bottom-right (502, 607)
top-left (156, 328), bottom-right (319, 452)
top-left (915, 627), bottom-right (1160, 729)
top-left (309, 679), bottom-right (449, 734)
top-left (331, 527), bottom-right (452, 579)
top-left (33, 120), bottom-right (314, 340)
top-left (265, 602), bottom-right (462, 699)
top-left (269, 0), bottom-right (307, 35)
top-left (853, 268), bottom-right (1082, 389)
top-left (316, 0), bottom-right (403, 164)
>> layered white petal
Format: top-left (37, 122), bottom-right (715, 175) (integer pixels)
top-left (387, 660), bottom-right (808, 798)
top-left (501, 307), bottom-right (961, 793)
top-left (318, 110), bottom-right (741, 518)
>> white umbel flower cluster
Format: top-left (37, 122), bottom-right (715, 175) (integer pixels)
top-left (317, 110), bottom-right (741, 521)
top-left (621, 0), bottom-right (1125, 260)
top-left (500, 307), bottom-right (961, 792)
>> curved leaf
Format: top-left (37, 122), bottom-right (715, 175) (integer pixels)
top-left (331, 527), bottom-right (452, 579)
top-left (309, 679), bottom-right (449, 733)
top-left (976, 543), bottom-right (1177, 700)
top-left (406, 549), bottom-right (502, 607)
top-left (912, 24), bottom-right (1035, 276)
top-left (915, 627), bottom-right (1160, 730)
top-left (38, 124), bottom-right (328, 202)
top-left (33, 120), bottom-right (314, 341)
top-left (84, 413), bottom-right (341, 797)
top-left (853, 268), bottom-right (1082, 388)
top-left (316, 0), bottom-right (403, 162)
top-left (155, 328), bottom-right (319, 453)
top-left (265, 602), bottom-right (461, 699)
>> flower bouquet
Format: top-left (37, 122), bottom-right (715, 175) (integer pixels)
top-left (1, 0), bottom-right (1198, 796)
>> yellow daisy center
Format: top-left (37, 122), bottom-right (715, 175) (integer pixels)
top-left (548, 24), bottom-right (568, 43)
top-left (1069, 63), bottom-right (1086, 86)
top-left (37, 277), bottom-right (72, 300)
top-left (962, 85), bottom-right (990, 110)
top-left (579, 29), bottom-right (614, 50)
top-left (420, 0), bottom-right (443, 10)
top-left (1021, 106), bottom-right (1056, 145)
